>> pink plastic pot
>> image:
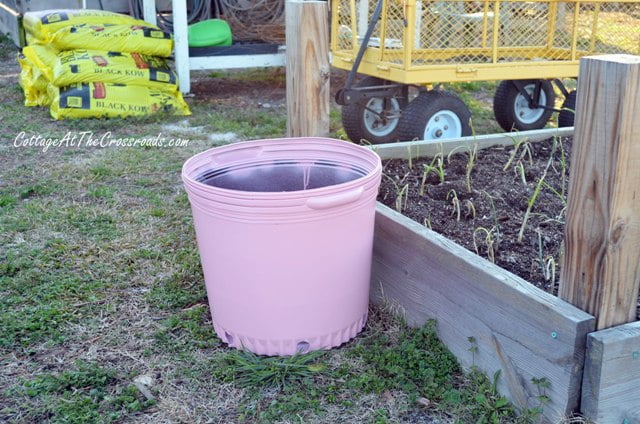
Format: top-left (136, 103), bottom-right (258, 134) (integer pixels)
top-left (182, 137), bottom-right (382, 356)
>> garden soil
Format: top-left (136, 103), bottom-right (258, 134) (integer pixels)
top-left (378, 136), bottom-right (640, 320)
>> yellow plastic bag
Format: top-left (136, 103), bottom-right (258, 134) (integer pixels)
top-left (23, 9), bottom-right (153, 41)
top-left (24, 45), bottom-right (178, 90)
top-left (17, 53), bottom-right (52, 107)
top-left (48, 23), bottom-right (173, 57)
top-left (49, 82), bottom-right (191, 120)
top-left (54, 50), bottom-right (177, 90)
top-left (22, 44), bottom-right (58, 82)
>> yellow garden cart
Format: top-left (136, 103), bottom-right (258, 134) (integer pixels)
top-left (331, 0), bottom-right (640, 142)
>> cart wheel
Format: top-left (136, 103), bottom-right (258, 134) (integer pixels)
top-left (493, 80), bottom-right (556, 131)
top-left (398, 90), bottom-right (472, 141)
top-left (341, 77), bottom-right (407, 144)
top-left (558, 90), bottom-right (577, 127)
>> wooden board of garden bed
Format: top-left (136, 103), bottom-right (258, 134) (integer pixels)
top-left (368, 128), bottom-right (598, 422)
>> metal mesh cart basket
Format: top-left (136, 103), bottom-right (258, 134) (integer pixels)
top-left (331, 0), bottom-right (640, 142)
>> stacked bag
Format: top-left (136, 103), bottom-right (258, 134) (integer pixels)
top-left (18, 9), bottom-right (191, 119)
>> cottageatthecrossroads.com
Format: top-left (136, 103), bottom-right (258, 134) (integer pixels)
top-left (14, 130), bottom-right (190, 152)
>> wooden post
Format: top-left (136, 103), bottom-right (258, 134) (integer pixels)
top-left (581, 321), bottom-right (640, 423)
top-left (285, 0), bottom-right (330, 137)
top-left (559, 55), bottom-right (640, 330)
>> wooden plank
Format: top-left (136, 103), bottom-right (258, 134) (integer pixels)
top-left (0, 1), bottom-right (23, 47)
top-left (285, 0), bottom-right (330, 137)
top-left (369, 127), bottom-right (574, 160)
top-left (559, 55), bottom-right (640, 330)
top-left (371, 203), bottom-right (595, 422)
top-left (581, 321), bottom-right (640, 423)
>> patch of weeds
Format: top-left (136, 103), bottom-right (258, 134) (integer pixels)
top-left (329, 106), bottom-right (343, 138)
top-left (154, 305), bottom-right (219, 352)
top-left (441, 368), bottom-right (526, 423)
top-left (89, 165), bottom-right (114, 180)
top-left (146, 245), bottom-right (204, 310)
top-left (87, 185), bottom-right (115, 199)
top-left (149, 208), bottom-right (166, 217)
top-left (215, 351), bottom-right (327, 422)
top-left (146, 273), bottom-right (205, 310)
top-left (254, 388), bottom-right (323, 423)
top-left (373, 408), bottom-right (391, 423)
top-left (0, 304), bottom-right (68, 348)
top-left (217, 350), bottom-right (326, 389)
top-left (65, 207), bottom-right (119, 240)
top-left (6, 361), bottom-right (155, 423)
top-left (347, 321), bottom-right (459, 402)
top-left (0, 193), bottom-right (17, 209)
top-left (0, 246), bottom-right (107, 349)
top-left (19, 182), bottom-right (58, 199)
top-left (205, 107), bottom-right (286, 139)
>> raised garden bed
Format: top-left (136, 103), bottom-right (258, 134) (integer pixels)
top-left (367, 127), bottom-right (640, 423)
top-left (378, 133), bottom-right (569, 296)
top-left (376, 130), bottom-right (640, 319)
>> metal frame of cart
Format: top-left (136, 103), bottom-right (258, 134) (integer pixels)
top-left (331, 0), bottom-right (640, 143)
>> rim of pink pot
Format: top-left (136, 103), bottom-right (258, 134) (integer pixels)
top-left (181, 137), bottom-right (382, 201)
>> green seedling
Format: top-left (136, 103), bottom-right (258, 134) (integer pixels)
top-left (540, 180), bottom-right (567, 207)
top-left (464, 199), bottom-right (476, 220)
top-left (406, 143), bottom-right (422, 169)
top-left (448, 189), bottom-right (461, 221)
top-left (503, 135), bottom-right (533, 171)
top-left (515, 160), bottom-right (527, 186)
top-left (419, 153), bottom-right (446, 196)
top-left (467, 336), bottom-right (478, 365)
top-left (465, 143), bottom-right (478, 193)
top-left (445, 143), bottom-right (478, 192)
top-left (535, 230), bottom-right (557, 283)
top-left (532, 376), bottom-right (551, 405)
top-left (482, 190), bottom-right (502, 242)
top-left (558, 135), bottom-right (567, 197)
top-left (475, 370), bottom-right (512, 424)
top-left (397, 183), bottom-right (409, 213)
top-left (383, 174), bottom-right (410, 213)
top-left (544, 256), bottom-right (556, 284)
top-left (518, 141), bottom-right (557, 242)
top-left (473, 226), bottom-right (498, 263)
top-left (423, 212), bottom-right (432, 230)
top-left (549, 135), bottom-right (568, 198)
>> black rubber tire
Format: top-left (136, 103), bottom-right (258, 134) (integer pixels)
top-left (341, 76), bottom-right (407, 144)
top-left (558, 90), bottom-right (577, 127)
top-left (397, 90), bottom-right (472, 141)
top-left (493, 80), bottom-right (556, 131)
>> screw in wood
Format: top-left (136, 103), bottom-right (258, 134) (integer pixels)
top-left (551, 331), bottom-right (558, 339)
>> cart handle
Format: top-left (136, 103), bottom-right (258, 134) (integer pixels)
top-left (336, 0), bottom-right (385, 104)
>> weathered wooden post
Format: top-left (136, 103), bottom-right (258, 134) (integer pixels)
top-left (559, 54), bottom-right (640, 330)
top-left (558, 55), bottom-right (640, 423)
top-left (285, 0), bottom-right (331, 137)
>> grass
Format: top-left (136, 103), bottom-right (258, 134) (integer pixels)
top-left (4, 361), bottom-right (155, 423)
top-left (1, 32), bottom-right (552, 423)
